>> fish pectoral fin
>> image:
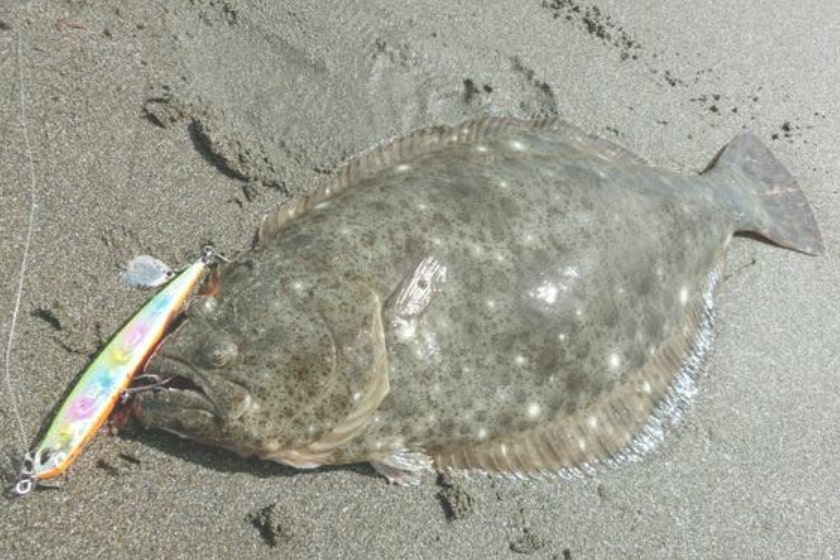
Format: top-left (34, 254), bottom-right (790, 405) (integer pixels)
top-left (384, 254), bottom-right (447, 338)
top-left (370, 448), bottom-right (434, 485)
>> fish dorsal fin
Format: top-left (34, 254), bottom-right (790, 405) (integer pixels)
top-left (256, 117), bottom-right (646, 246)
top-left (541, 119), bottom-right (649, 166)
top-left (431, 256), bottom-right (724, 478)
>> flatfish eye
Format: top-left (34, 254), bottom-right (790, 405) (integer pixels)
top-left (205, 339), bottom-right (239, 369)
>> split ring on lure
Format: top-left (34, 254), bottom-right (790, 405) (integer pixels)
top-left (9, 247), bottom-right (223, 496)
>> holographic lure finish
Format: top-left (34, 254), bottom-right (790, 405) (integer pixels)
top-left (10, 248), bottom-right (218, 496)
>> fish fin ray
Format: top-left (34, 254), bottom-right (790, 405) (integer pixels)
top-left (256, 117), bottom-right (647, 245)
top-left (533, 119), bottom-right (649, 166)
top-left (703, 132), bottom-right (823, 255)
top-left (370, 449), bottom-right (433, 485)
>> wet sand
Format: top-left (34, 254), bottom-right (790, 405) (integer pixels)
top-left (1, 1), bottom-right (838, 558)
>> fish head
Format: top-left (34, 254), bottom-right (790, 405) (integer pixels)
top-left (133, 271), bottom-right (390, 468)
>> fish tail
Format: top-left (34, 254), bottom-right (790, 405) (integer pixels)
top-left (703, 133), bottom-right (824, 255)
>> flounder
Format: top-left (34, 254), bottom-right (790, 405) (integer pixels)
top-left (134, 117), bottom-right (823, 483)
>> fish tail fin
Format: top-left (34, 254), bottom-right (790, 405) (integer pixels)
top-left (703, 133), bottom-right (824, 255)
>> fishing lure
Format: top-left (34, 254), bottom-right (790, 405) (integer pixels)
top-left (10, 247), bottom-right (221, 496)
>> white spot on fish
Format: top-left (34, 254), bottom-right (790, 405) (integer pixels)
top-left (526, 402), bottom-right (542, 419)
top-left (396, 163), bottom-right (412, 173)
top-left (509, 139), bottom-right (527, 151)
top-left (486, 299), bottom-right (496, 310)
top-left (575, 308), bottom-right (583, 318)
top-left (640, 381), bottom-right (652, 394)
top-left (679, 285), bottom-right (690, 305)
top-left (477, 427), bottom-right (489, 440)
top-left (392, 317), bottom-right (416, 341)
top-left (474, 144), bottom-right (489, 153)
top-left (608, 353), bottom-right (621, 370)
top-left (587, 415), bottom-right (599, 429)
top-left (313, 201), bottom-right (331, 211)
top-left (577, 438), bottom-right (587, 451)
top-left (417, 202), bottom-right (428, 211)
top-left (515, 354), bottom-right (527, 366)
top-left (558, 332), bottom-right (567, 342)
top-left (498, 180), bottom-right (509, 189)
top-left (531, 282), bottom-right (559, 305)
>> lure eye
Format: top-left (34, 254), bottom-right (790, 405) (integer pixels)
top-left (35, 448), bottom-right (52, 467)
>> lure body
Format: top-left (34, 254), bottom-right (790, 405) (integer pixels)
top-left (11, 249), bottom-right (217, 496)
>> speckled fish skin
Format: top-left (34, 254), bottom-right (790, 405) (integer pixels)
top-left (134, 117), bottom-right (823, 483)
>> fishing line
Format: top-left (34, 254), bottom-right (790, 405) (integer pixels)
top-left (3, 34), bottom-right (37, 453)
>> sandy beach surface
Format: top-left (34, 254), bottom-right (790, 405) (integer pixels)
top-left (1, 1), bottom-right (838, 558)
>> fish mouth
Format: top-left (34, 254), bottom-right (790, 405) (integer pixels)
top-left (155, 374), bottom-right (207, 397)
top-left (133, 355), bottom-right (223, 419)
top-left (135, 347), bottom-right (254, 425)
